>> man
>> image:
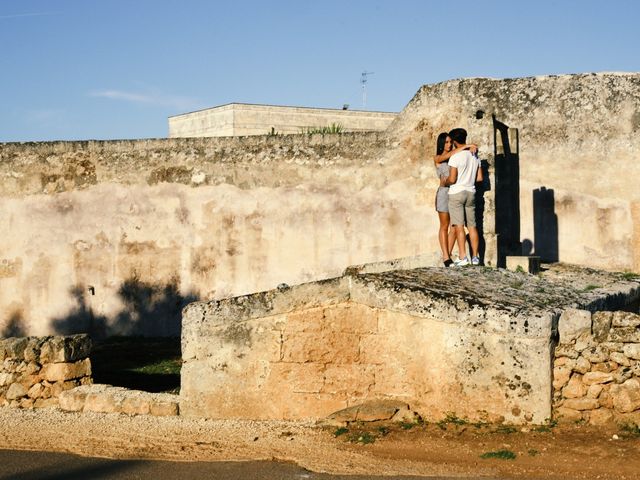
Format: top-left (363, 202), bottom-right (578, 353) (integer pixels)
top-left (443, 128), bottom-right (482, 266)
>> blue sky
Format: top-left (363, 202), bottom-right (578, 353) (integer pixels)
top-left (1, 0), bottom-right (639, 142)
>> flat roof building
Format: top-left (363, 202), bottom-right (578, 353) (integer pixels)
top-left (168, 103), bottom-right (397, 138)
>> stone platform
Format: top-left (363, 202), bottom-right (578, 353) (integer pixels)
top-left (180, 259), bottom-right (639, 424)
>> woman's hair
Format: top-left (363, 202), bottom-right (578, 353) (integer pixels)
top-left (436, 132), bottom-right (449, 155)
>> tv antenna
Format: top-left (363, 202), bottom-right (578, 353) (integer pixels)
top-left (361, 71), bottom-right (374, 109)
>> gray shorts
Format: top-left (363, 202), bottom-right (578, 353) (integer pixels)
top-left (448, 191), bottom-right (476, 227)
top-left (436, 187), bottom-right (449, 212)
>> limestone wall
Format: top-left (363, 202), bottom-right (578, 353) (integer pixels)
top-left (387, 72), bottom-right (640, 271)
top-left (0, 335), bottom-right (92, 409)
top-left (554, 309), bottom-right (640, 426)
top-left (1, 133), bottom-right (444, 336)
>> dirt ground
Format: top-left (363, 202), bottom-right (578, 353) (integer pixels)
top-left (0, 407), bottom-right (638, 479)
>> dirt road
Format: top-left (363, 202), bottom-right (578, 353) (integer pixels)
top-left (0, 408), bottom-right (638, 479)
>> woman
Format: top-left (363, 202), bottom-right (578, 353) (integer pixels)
top-left (433, 132), bottom-right (476, 267)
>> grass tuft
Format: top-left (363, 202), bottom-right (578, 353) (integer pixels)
top-left (480, 449), bottom-right (516, 460)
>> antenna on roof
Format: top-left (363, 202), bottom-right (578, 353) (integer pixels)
top-left (361, 71), bottom-right (374, 109)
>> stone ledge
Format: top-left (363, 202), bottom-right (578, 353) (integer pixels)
top-left (59, 385), bottom-right (179, 417)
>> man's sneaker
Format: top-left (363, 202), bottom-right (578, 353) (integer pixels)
top-left (471, 256), bottom-right (480, 266)
top-left (454, 257), bottom-right (470, 267)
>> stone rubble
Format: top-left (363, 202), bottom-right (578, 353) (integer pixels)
top-left (554, 310), bottom-right (640, 426)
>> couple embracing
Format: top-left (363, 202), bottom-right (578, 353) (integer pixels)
top-left (433, 128), bottom-right (482, 267)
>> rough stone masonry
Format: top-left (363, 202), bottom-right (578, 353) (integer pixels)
top-left (180, 259), bottom-right (640, 425)
top-left (0, 335), bottom-right (92, 409)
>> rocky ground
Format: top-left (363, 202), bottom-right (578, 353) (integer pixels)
top-left (0, 407), bottom-right (638, 479)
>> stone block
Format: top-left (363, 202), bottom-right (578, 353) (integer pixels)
top-left (555, 406), bottom-right (583, 423)
top-left (51, 380), bottom-right (80, 397)
top-left (582, 346), bottom-right (608, 363)
top-left (34, 398), bottom-right (58, 409)
top-left (5, 382), bottom-right (27, 400)
top-left (321, 364), bottom-right (375, 395)
top-left (588, 408), bottom-right (614, 426)
top-left (23, 337), bottom-right (46, 363)
top-left (19, 398), bottom-right (34, 409)
top-left (592, 361), bottom-right (618, 373)
top-left (39, 335), bottom-right (92, 363)
top-left (27, 383), bottom-right (44, 399)
top-left (587, 384), bottom-right (604, 399)
top-left (607, 327), bottom-right (640, 343)
top-left (582, 372), bottom-right (614, 385)
top-left (563, 375), bottom-right (587, 398)
top-left (149, 394), bottom-right (179, 416)
top-left (558, 309), bottom-right (591, 344)
top-left (121, 395), bottom-right (151, 416)
top-left (3, 338), bottom-right (28, 362)
top-left (553, 366), bottom-right (572, 390)
top-left (42, 358), bottom-right (91, 382)
top-left (562, 398), bottom-right (599, 411)
top-left (284, 308), bottom-right (325, 333)
top-left (269, 363), bottom-right (325, 393)
top-left (323, 303), bottom-right (377, 334)
top-left (84, 391), bottom-right (121, 414)
top-left (573, 356), bottom-right (591, 374)
top-left (611, 311), bottom-right (640, 328)
top-left (592, 312), bottom-right (613, 342)
top-left (622, 344), bottom-right (640, 360)
top-left (506, 256), bottom-right (540, 274)
top-left (610, 378), bottom-right (640, 413)
top-left (554, 357), bottom-right (575, 368)
top-left (610, 351), bottom-right (631, 366)
top-left (58, 390), bottom-right (86, 411)
top-left (281, 331), bottom-right (359, 363)
top-left (0, 373), bottom-right (17, 387)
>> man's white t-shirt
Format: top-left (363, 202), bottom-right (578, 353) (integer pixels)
top-left (448, 150), bottom-right (480, 194)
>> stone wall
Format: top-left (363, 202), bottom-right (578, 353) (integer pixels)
top-left (181, 261), bottom-right (639, 424)
top-left (554, 309), bottom-right (640, 425)
top-left (387, 72), bottom-right (640, 271)
top-left (0, 335), bottom-right (92, 408)
top-left (2, 133), bottom-right (443, 336)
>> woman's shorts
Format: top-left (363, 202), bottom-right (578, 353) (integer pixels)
top-left (436, 187), bottom-right (449, 212)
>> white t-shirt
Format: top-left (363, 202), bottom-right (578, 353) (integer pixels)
top-left (448, 150), bottom-right (480, 194)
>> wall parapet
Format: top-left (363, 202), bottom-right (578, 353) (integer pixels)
top-left (0, 335), bottom-right (92, 409)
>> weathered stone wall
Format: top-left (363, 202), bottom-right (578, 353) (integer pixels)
top-left (0, 335), bottom-right (92, 409)
top-left (181, 262), bottom-right (639, 424)
top-left (1, 133), bottom-right (444, 336)
top-left (553, 310), bottom-right (640, 426)
top-left (386, 72), bottom-right (640, 271)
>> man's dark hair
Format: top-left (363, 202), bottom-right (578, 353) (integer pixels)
top-left (448, 128), bottom-right (467, 145)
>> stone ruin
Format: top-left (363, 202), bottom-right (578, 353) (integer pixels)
top-left (180, 257), bottom-right (640, 425)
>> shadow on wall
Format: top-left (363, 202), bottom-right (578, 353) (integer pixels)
top-left (523, 187), bottom-right (559, 262)
top-left (1, 310), bottom-right (27, 337)
top-left (51, 275), bottom-right (198, 339)
top-left (474, 158), bottom-right (491, 264)
top-left (493, 116), bottom-right (521, 267)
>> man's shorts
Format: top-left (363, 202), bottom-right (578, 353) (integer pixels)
top-left (448, 190), bottom-right (476, 227)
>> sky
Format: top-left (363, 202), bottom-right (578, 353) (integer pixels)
top-left (1, 0), bottom-right (639, 142)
